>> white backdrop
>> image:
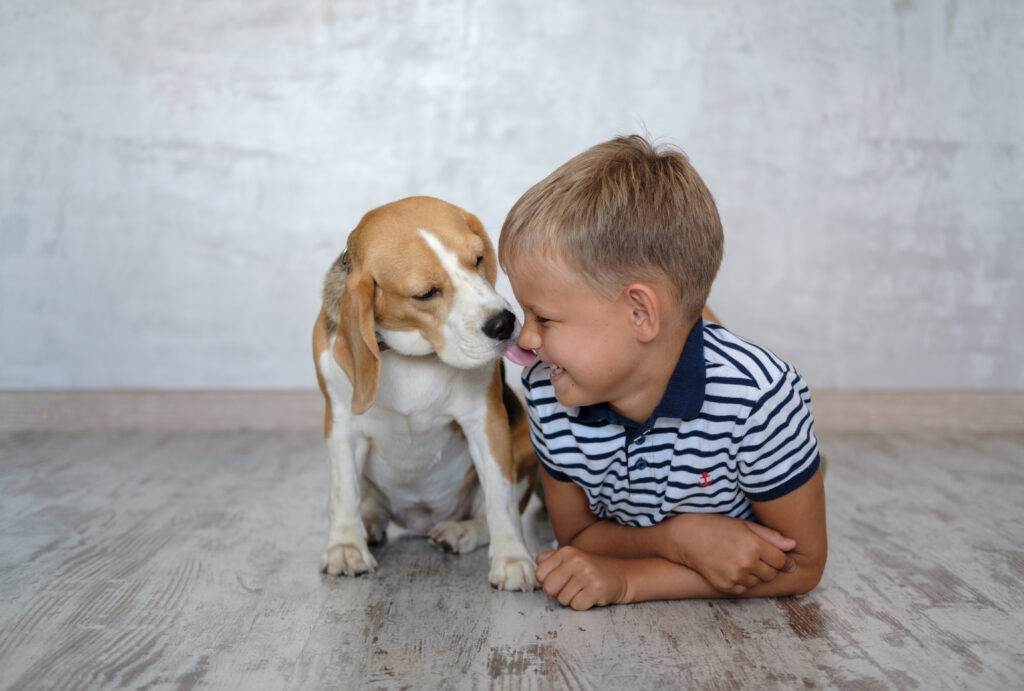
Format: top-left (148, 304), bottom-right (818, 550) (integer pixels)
top-left (1, 0), bottom-right (1021, 390)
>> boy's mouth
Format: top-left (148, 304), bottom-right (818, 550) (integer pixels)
top-left (548, 363), bottom-right (567, 384)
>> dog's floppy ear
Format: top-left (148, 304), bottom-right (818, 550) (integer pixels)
top-left (462, 210), bottom-right (497, 285)
top-left (332, 267), bottom-right (381, 415)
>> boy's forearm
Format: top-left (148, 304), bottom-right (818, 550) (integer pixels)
top-left (568, 513), bottom-right (737, 566)
top-left (620, 554), bottom-right (822, 603)
top-left (568, 519), bottom-right (677, 562)
top-left (619, 557), bottom-right (720, 602)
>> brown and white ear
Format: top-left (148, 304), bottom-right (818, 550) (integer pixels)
top-left (462, 210), bottom-right (497, 285)
top-left (332, 269), bottom-right (381, 415)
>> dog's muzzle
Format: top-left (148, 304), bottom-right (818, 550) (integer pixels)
top-left (489, 310), bottom-right (538, 367)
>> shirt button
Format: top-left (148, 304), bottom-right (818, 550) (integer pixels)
top-left (635, 459), bottom-right (648, 471)
top-left (636, 436), bottom-right (646, 444)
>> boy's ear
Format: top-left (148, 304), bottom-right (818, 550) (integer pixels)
top-left (625, 284), bottom-right (661, 343)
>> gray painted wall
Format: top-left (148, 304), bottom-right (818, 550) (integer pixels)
top-left (2, 0), bottom-right (1021, 390)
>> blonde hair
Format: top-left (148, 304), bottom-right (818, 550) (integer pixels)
top-left (499, 135), bottom-right (723, 321)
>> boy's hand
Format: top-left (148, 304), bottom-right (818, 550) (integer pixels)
top-left (535, 546), bottom-right (629, 611)
top-left (660, 514), bottom-right (797, 594)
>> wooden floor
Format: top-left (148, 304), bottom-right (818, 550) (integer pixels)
top-left (1, 393), bottom-right (1023, 689)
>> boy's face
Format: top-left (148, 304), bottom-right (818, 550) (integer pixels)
top-left (506, 255), bottom-right (642, 414)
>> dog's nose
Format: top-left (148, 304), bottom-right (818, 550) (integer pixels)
top-left (483, 310), bottom-right (516, 341)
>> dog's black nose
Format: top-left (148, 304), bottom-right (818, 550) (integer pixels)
top-left (483, 310), bottom-right (516, 341)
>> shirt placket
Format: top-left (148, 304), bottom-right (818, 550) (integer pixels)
top-left (625, 427), bottom-right (652, 491)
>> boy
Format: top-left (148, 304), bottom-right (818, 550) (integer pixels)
top-left (499, 135), bottom-right (826, 610)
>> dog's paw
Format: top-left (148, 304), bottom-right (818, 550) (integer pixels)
top-left (365, 522), bottom-right (388, 547)
top-left (361, 507), bottom-right (390, 546)
top-left (320, 541), bottom-right (378, 577)
top-left (429, 520), bottom-right (487, 554)
top-left (489, 555), bottom-right (538, 592)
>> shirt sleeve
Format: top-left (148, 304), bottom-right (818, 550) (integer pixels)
top-left (736, 368), bottom-right (820, 501)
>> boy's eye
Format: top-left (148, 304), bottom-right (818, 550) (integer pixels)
top-left (534, 316), bottom-right (550, 325)
top-left (414, 287), bottom-right (441, 301)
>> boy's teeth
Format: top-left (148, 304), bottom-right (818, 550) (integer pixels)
top-left (551, 365), bottom-right (564, 374)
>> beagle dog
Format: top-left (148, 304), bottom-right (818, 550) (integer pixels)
top-left (313, 196), bottom-right (538, 592)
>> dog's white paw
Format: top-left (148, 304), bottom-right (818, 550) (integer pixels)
top-left (429, 520), bottom-right (487, 554)
top-left (489, 555), bottom-right (538, 592)
top-left (320, 541), bottom-right (378, 577)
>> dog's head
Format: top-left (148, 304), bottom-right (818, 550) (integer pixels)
top-left (323, 196), bottom-right (518, 414)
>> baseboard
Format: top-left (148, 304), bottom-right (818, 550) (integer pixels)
top-left (1, 389), bottom-right (1022, 432)
top-left (0, 390), bottom-right (323, 432)
top-left (808, 390), bottom-right (1024, 432)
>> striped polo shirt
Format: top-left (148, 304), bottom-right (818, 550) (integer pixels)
top-left (522, 319), bottom-right (820, 526)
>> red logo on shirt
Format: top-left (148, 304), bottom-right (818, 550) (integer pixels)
top-left (698, 472), bottom-right (713, 487)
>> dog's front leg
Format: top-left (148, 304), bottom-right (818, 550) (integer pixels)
top-left (459, 415), bottom-right (538, 592)
top-left (320, 427), bottom-right (377, 577)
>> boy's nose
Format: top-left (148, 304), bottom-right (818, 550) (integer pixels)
top-left (517, 324), bottom-right (541, 350)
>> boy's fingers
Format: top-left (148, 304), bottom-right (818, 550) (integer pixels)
top-left (535, 552), bottom-right (562, 582)
top-left (557, 578), bottom-right (585, 607)
top-left (757, 542), bottom-right (790, 571)
top-left (746, 521), bottom-right (796, 551)
top-left (539, 561), bottom-right (573, 596)
top-left (752, 560), bottom-right (780, 583)
top-left (756, 547), bottom-right (796, 576)
top-left (570, 589), bottom-right (597, 611)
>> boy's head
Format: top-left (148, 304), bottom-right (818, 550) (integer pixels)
top-left (499, 135), bottom-right (723, 323)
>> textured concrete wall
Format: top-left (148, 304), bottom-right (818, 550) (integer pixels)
top-left (1, 0), bottom-right (1021, 389)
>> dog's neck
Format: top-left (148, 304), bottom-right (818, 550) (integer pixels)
top-left (374, 340), bottom-right (440, 360)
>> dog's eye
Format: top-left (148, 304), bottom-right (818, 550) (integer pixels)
top-left (414, 287), bottom-right (441, 301)
top-left (475, 256), bottom-right (484, 268)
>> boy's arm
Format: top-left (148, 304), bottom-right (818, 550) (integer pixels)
top-left (537, 469), bottom-right (827, 608)
top-left (535, 547), bottom-right (719, 609)
top-left (743, 467), bottom-right (827, 595)
top-left (625, 468), bottom-right (828, 596)
top-left (540, 466), bottom-right (798, 592)
top-left (637, 468), bottom-right (827, 600)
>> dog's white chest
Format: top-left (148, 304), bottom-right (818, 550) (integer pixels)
top-left (362, 410), bottom-right (474, 524)
top-left (322, 347), bottom-right (489, 520)
top-left (371, 351), bottom-right (489, 418)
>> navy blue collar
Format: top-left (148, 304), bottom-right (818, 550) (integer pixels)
top-left (575, 318), bottom-right (706, 433)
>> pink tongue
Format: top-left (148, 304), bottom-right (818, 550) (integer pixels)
top-left (504, 344), bottom-right (537, 366)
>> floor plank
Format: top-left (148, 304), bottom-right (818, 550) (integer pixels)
top-left (1, 427), bottom-right (1022, 689)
